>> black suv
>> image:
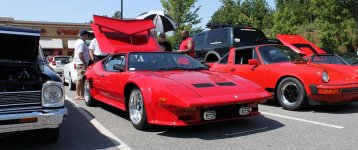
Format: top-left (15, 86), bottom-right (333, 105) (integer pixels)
top-left (193, 26), bottom-right (269, 63)
top-left (0, 26), bottom-right (67, 142)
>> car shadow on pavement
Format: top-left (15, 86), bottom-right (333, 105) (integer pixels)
top-left (263, 100), bottom-right (358, 114)
top-left (309, 102), bottom-right (358, 114)
top-left (0, 101), bottom-right (120, 150)
top-left (153, 115), bottom-right (284, 140)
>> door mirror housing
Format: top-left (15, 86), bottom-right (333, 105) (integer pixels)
top-left (248, 59), bottom-right (259, 66)
top-left (113, 64), bottom-right (125, 72)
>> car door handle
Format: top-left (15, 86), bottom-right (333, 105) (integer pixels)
top-left (230, 68), bottom-right (236, 72)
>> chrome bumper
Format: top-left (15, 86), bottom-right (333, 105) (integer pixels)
top-left (0, 107), bottom-right (67, 133)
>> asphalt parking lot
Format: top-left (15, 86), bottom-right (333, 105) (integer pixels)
top-left (2, 86), bottom-right (358, 150)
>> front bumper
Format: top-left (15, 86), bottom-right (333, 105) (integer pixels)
top-left (309, 84), bottom-right (358, 103)
top-left (0, 107), bottom-right (67, 134)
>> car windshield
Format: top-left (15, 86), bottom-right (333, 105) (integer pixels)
top-left (311, 54), bottom-right (346, 65)
top-left (337, 53), bottom-right (358, 65)
top-left (258, 45), bottom-right (303, 64)
top-left (128, 52), bottom-right (207, 71)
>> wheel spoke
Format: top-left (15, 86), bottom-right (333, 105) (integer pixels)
top-left (129, 89), bottom-right (145, 125)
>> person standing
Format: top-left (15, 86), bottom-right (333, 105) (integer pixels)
top-left (158, 33), bottom-right (172, 51)
top-left (177, 30), bottom-right (195, 58)
top-left (89, 37), bottom-right (107, 63)
top-left (73, 30), bottom-right (90, 100)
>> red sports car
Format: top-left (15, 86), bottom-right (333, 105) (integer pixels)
top-left (210, 44), bottom-right (358, 110)
top-left (84, 15), bottom-right (271, 130)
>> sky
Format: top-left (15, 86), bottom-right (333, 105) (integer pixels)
top-left (0, 0), bottom-right (275, 28)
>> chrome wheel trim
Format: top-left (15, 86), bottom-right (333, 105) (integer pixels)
top-left (84, 79), bottom-right (90, 103)
top-left (129, 89), bottom-right (144, 125)
top-left (280, 81), bottom-right (300, 107)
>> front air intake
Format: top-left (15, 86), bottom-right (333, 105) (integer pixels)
top-left (192, 83), bottom-right (214, 88)
top-left (216, 82), bottom-right (236, 86)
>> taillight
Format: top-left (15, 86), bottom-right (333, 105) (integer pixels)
top-left (74, 63), bottom-right (77, 69)
top-left (52, 61), bottom-right (56, 66)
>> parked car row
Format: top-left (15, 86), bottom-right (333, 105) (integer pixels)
top-left (1, 15), bottom-right (357, 140)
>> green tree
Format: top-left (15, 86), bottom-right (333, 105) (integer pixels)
top-left (210, 0), bottom-right (272, 29)
top-left (161, 0), bottom-right (202, 44)
top-left (241, 0), bottom-right (271, 28)
top-left (311, 0), bottom-right (356, 50)
top-left (211, 0), bottom-right (250, 25)
top-left (272, 0), bottom-right (312, 35)
top-left (112, 11), bottom-right (122, 19)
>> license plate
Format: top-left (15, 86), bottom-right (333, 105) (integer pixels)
top-left (239, 107), bottom-right (251, 116)
top-left (203, 111), bottom-right (216, 120)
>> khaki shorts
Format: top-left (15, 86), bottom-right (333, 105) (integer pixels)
top-left (76, 64), bottom-right (86, 81)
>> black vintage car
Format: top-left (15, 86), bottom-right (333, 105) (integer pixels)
top-left (0, 26), bottom-right (67, 142)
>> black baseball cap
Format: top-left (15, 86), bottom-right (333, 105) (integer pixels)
top-left (79, 30), bottom-right (89, 36)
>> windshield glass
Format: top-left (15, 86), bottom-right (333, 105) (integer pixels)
top-left (258, 45), bottom-right (303, 64)
top-left (337, 53), bottom-right (358, 65)
top-left (311, 55), bottom-right (346, 65)
top-left (128, 52), bottom-right (207, 71)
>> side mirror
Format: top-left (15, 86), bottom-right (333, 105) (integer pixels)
top-left (113, 64), bottom-right (125, 72)
top-left (248, 59), bottom-right (259, 66)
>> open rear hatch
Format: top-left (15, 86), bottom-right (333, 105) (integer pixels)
top-left (91, 15), bottom-right (161, 54)
top-left (276, 34), bottom-right (326, 56)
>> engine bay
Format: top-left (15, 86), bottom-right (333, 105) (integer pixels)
top-left (0, 64), bottom-right (42, 92)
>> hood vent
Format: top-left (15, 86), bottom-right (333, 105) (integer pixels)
top-left (216, 82), bottom-right (236, 86)
top-left (192, 83), bottom-right (214, 88)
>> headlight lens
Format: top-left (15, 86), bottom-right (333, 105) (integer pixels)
top-left (321, 70), bottom-right (329, 83)
top-left (42, 81), bottom-right (64, 107)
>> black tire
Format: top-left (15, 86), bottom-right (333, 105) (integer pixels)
top-left (205, 53), bottom-right (220, 63)
top-left (128, 88), bottom-right (149, 130)
top-left (69, 73), bottom-right (76, 91)
top-left (276, 77), bottom-right (307, 110)
top-left (84, 78), bottom-right (97, 106)
top-left (37, 128), bottom-right (60, 143)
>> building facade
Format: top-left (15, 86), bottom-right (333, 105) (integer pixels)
top-left (0, 17), bottom-right (91, 57)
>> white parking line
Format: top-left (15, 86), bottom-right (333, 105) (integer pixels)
top-left (261, 111), bottom-right (344, 129)
top-left (65, 96), bottom-right (132, 150)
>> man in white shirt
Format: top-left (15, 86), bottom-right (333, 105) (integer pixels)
top-left (89, 38), bottom-right (107, 63)
top-left (74, 30), bottom-right (90, 100)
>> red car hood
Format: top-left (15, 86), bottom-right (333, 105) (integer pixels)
top-left (276, 34), bottom-right (326, 55)
top-left (143, 70), bottom-right (267, 97)
top-left (91, 15), bottom-right (161, 54)
top-left (318, 64), bottom-right (358, 82)
top-left (273, 62), bottom-right (358, 83)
